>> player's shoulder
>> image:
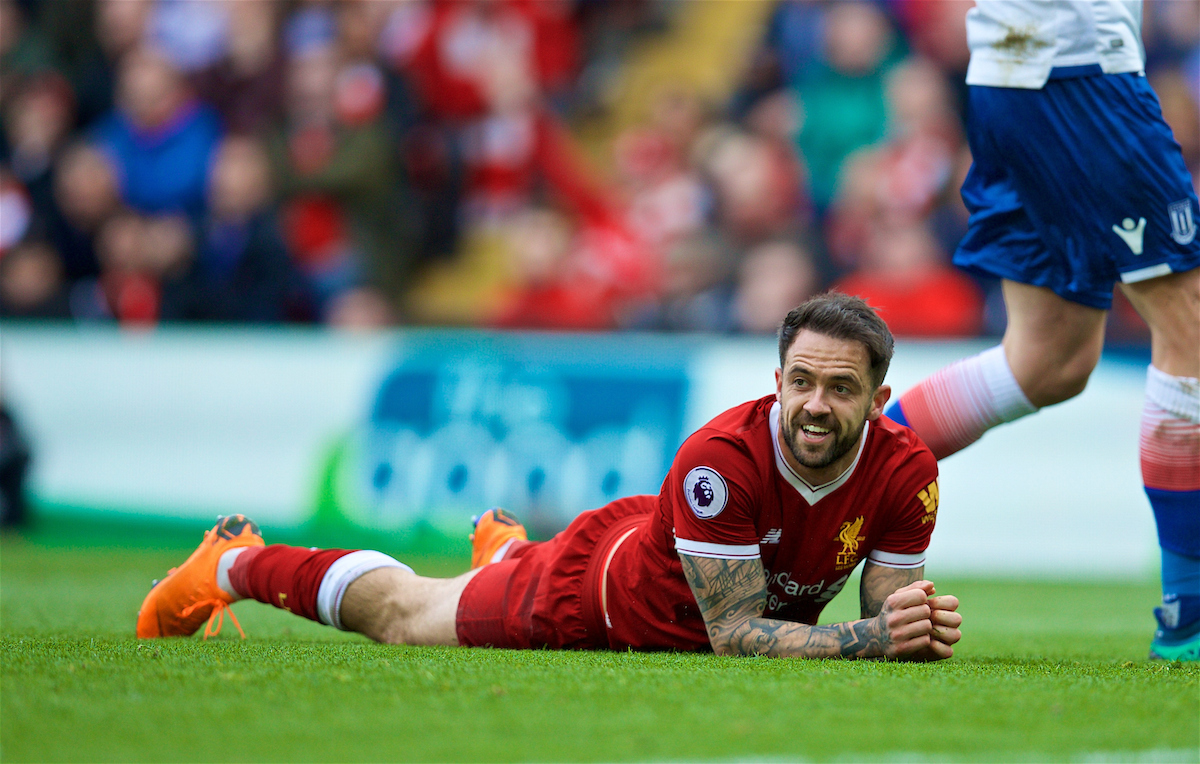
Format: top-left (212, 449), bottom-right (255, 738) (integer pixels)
top-left (866, 416), bottom-right (940, 526)
top-left (669, 397), bottom-right (774, 527)
top-left (676, 396), bottom-right (774, 467)
top-left (688, 395), bottom-right (774, 447)
top-left (870, 415), bottom-right (938, 474)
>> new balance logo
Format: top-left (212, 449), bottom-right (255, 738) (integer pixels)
top-left (760, 529), bottom-right (782, 544)
top-left (1112, 217), bottom-right (1146, 255)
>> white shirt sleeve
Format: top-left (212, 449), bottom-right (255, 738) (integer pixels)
top-left (867, 549), bottom-right (926, 569)
top-left (675, 536), bottom-right (761, 560)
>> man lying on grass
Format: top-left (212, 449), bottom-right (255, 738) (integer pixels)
top-left (138, 293), bottom-right (962, 660)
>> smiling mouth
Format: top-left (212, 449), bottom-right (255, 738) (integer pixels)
top-left (799, 423), bottom-right (834, 442)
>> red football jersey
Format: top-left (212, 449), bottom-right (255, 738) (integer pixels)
top-left (601, 394), bottom-right (940, 651)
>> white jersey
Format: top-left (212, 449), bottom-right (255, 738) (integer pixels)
top-left (965, 0), bottom-right (1145, 89)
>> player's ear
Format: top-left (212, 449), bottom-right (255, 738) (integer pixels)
top-left (867, 384), bottom-right (891, 420)
top-left (775, 368), bottom-right (783, 401)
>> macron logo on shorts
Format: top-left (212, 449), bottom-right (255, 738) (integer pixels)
top-left (684, 467), bottom-right (728, 519)
top-left (1112, 217), bottom-right (1146, 255)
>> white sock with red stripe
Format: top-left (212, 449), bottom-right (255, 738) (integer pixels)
top-left (1141, 366), bottom-right (1200, 489)
top-left (885, 346), bottom-right (1037, 459)
top-left (1140, 366), bottom-right (1200, 616)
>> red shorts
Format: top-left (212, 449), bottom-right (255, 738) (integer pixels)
top-left (455, 496), bottom-right (653, 650)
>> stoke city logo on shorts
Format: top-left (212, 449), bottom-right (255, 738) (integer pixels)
top-left (1167, 200), bottom-right (1197, 246)
top-left (683, 466), bottom-right (728, 519)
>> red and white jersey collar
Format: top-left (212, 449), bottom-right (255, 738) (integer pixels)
top-left (769, 400), bottom-right (869, 505)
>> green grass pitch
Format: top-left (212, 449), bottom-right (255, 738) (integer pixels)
top-left (2, 527), bottom-right (1198, 763)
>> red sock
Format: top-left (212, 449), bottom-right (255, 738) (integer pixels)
top-left (229, 545), bottom-right (356, 623)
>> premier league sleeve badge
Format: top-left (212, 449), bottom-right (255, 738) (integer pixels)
top-left (683, 466), bottom-right (729, 519)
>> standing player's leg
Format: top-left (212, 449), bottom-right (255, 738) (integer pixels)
top-left (885, 280), bottom-right (1106, 459)
top-left (889, 68), bottom-right (1200, 659)
top-left (1120, 268), bottom-right (1200, 661)
top-left (137, 514), bottom-right (478, 644)
top-left (883, 76), bottom-right (1109, 459)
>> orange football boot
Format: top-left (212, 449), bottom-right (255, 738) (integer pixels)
top-left (136, 514), bottom-right (264, 639)
top-left (469, 508), bottom-right (527, 569)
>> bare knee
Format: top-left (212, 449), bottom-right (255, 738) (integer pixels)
top-left (370, 591), bottom-right (419, 645)
top-left (1120, 268), bottom-right (1200, 378)
top-left (1030, 350), bottom-right (1097, 405)
top-left (340, 567), bottom-right (476, 646)
top-left (339, 567), bottom-right (422, 644)
top-left (1000, 280), bottom-right (1108, 407)
top-left (1005, 338), bottom-right (1100, 407)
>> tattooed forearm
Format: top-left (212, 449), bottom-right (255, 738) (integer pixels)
top-left (679, 554), bottom-right (894, 659)
top-left (678, 554), bottom-right (767, 630)
top-left (834, 616), bottom-right (891, 658)
top-left (859, 562), bottom-right (923, 618)
top-left (725, 613), bottom-right (892, 659)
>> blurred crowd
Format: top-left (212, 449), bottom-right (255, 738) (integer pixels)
top-left (1, 0), bottom-right (1196, 338)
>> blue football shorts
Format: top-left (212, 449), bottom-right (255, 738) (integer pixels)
top-left (954, 65), bottom-right (1200, 309)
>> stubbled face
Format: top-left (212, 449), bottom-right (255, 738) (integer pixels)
top-left (775, 330), bottom-right (890, 482)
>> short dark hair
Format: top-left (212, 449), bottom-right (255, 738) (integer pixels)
top-left (777, 292), bottom-right (895, 388)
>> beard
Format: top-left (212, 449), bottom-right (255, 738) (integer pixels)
top-left (781, 411), bottom-right (868, 471)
